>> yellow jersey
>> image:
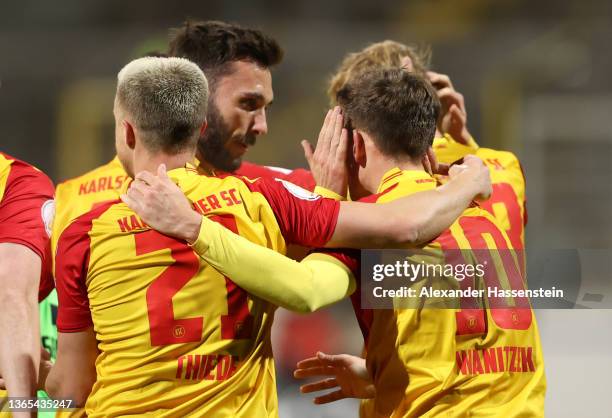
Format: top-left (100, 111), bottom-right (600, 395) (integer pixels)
top-left (433, 136), bottom-right (527, 249)
top-left (54, 165), bottom-right (340, 417)
top-left (327, 168), bottom-right (545, 418)
top-left (52, 156), bottom-right (129, 255)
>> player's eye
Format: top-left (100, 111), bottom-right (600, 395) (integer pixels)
top-left (240, 98), bottom-right (260, 112)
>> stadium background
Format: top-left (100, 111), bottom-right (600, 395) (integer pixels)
top-left (1, 0), bottom-right (611, 416)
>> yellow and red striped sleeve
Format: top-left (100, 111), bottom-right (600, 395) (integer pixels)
top-left (55, 200), bottom-right (118, 333)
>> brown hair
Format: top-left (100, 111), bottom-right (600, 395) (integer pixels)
top-left (168, 20), bottom-right (283, 89)
top-left (328, 40), bottom-right (431, 105)
top-left (337, 68), bottom-right (439, 159)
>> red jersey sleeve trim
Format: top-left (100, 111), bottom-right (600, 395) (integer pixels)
top-left (0, 155), bottom-right (55, 300)
top-left (238, 176), bottom-right (340, 247)
top-left (55, 200), bottom-right (118, 332)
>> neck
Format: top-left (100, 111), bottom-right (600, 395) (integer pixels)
top-left (196, 155), bottom-right (217, 176)
top-left (133, 149), bottom-right (195, 176)
top-left (364, 155), bottom-right (425, 193)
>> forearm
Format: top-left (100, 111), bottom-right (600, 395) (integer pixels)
top-left (45, 329), bottom-right (97, 406)
top-left (330, 170), bottom-right (482, 248)
top-left (191, 217), bottom-right (355, 313)
top-left (0, 290), bottom-right (40, 398)
top-left (392, 175), bottom-right (478, 244)
top-left (45, 366), bottom-right (88, 406)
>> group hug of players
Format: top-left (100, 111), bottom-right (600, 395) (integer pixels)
top-left (0, 19), bottom-right (545, 418)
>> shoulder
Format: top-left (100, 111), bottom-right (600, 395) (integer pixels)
top-left (58, 199), bottom-right (121, 244)
top-left (475, 148), bottom-right (521, 167)
top-left (235, 161), bottom-right (289, 179)
top-left (56, 158), bottom-right (127, 191)
top-left (1, 153), bottom-right (54, 195)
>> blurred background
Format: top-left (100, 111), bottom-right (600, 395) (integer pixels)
top-left (1, 0), bottom-right (611, 416)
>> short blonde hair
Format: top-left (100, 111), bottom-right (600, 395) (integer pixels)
top-left (117, 56), bottom-right (209, 154)
top-left (328, 40), bottom-right (431, 105)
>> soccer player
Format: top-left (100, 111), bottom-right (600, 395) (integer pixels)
top-left (46, 57), bottom-right (489, 416)
top-left (0, 152), bottom-right (54, 417)
top-left (323, 40), bottom-right (527, 249)
top-left (167, 20), bottom-right (315, 189)
top-left (298, 70), bottom-right (544, 416)
top-left (136, 69), bottom-right (544, 417)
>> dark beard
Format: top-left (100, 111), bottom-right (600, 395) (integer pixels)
top-left (197, 100), bottom-right (257, 173)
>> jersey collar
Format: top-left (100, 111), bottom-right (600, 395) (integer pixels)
top-left (376, 167), bottom-right (434, 193)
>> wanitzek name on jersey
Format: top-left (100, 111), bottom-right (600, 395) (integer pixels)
top-left (456, 346), bottom-right (536, 375)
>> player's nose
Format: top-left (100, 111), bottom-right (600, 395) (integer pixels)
top-left (252, 109), bottom-right (268, 136)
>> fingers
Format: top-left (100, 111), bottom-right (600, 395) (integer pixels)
top-left (426, 147), bottom-right (439, 175)
top-left (316, 351), bottom-right (353, 368)
top-left (296, 356), bottom-right (321, 369)
top-left (134, 170), bottom-right (158, 187)
top-left (317, 109), bottom-right (334, 155)
top-left (294, 366), bottom-right (337, 379)
top-left (301, 140), bottom-right (315, 166)
top-left (448, 164), bottom-right (467, 178)
top-left (300, 377), bottom-right (338, 394)
top-left (436, 163), bottom-right (450, 176)
top-left (335, 129), bottom-right (349, 164)
top-left (422, 153), bottom-right (432, 175)
top-left (41, 348), bottom-right (51, 361)
top-left (330, 109), bottom-right (343, 151)
top-left (157, 163), bottom-right (169, 181)
top-left (400, 55), bottom-right (413, 71)
top-left (427, 71), bottom-right (453, 90)
top-left (463, 154), bottom-right (485, 167)
top-left (120, 193), bottom-right (142, 213)
top-left (436, 88), bottom-right (465, 112)
top-left (318, 107), bottom-right (343, 157)
top-left (449, 104), bottom-right (466, 123)
top-left (126, 180), bottom-right (148, 200)
top-left (314, 389), bottom-right (347, 405)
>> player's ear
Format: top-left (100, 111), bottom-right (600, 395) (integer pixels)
top-left (353, 130), bottom-right (367, 167)
top-left (123, 120), bottom-right (136, 150)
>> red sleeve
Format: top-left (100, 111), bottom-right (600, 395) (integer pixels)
top-left (235, 162), bottom-right (316, 191)
top-left (284, 169), bottom-right (315, 191)
top-left (54, 209), bottom-right (101, 333)
top-left (0, 157), bottom-right (55, 300)
top-left (241, 177), bottom-right (340, 247)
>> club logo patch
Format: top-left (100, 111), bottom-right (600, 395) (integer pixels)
top-left (41, 199), bottom-right (55, 238)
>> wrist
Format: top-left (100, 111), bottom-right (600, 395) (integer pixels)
top-left (182, 212), bottom-right (203, 244)
top-left (38, 360), bottom-right (53, 391)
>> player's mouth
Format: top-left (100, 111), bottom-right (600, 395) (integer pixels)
top-left (228, 140), bottom-right (249, 158)
top-left (230, 135), bottom-right (257, 157)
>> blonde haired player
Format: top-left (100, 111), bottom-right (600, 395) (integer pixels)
top-left (46, 57), bottom-right (491, 416)
top-left (321, 40), bottom-right (527, 250)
